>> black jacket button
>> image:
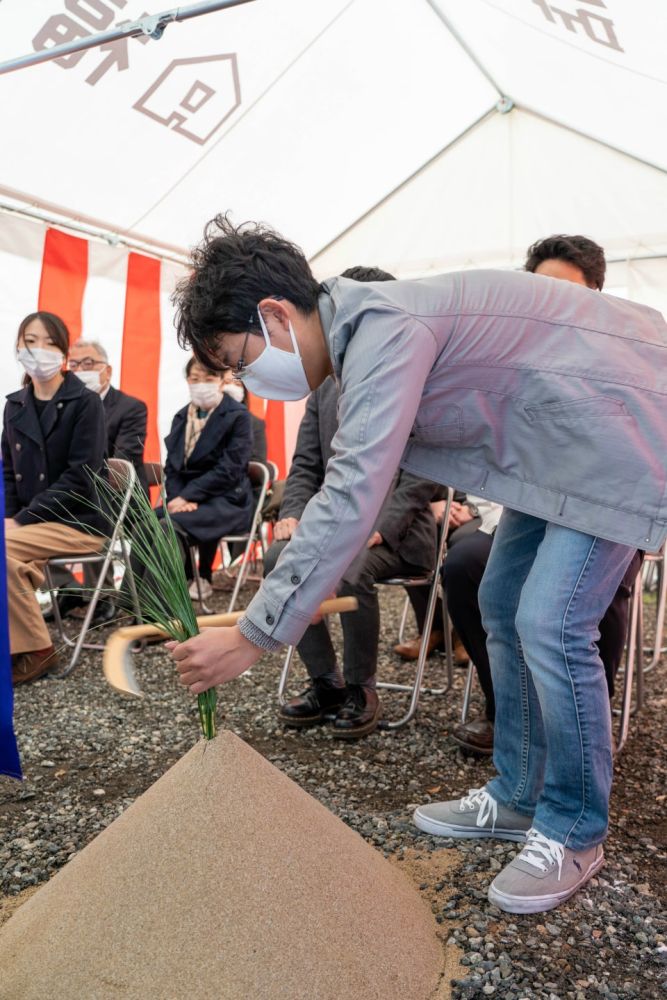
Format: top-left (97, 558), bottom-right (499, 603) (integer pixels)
top-left (266, 614), bottom-right (275, 625)
top-left (290, 575), bottom-right (300, 585)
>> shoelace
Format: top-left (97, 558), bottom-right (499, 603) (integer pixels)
top-left (459, 788), bottom-right (498, 831)
top-left (520, 828), bottom-right (565, 880)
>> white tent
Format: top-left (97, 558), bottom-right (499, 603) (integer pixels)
top-left (1, 0), bottom-right (666, 464)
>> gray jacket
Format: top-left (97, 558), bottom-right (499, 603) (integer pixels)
top-left (242, 269), bottom-right (667, 649)
top-left (280, 375), bottom-right (437, 571)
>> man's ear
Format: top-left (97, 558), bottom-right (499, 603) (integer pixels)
top-left (257, 297), bottom-right (292, 331)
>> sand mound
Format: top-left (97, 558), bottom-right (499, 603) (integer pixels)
top-left (0, 731), bottom-right (443, 999)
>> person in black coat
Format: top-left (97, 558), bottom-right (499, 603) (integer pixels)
top-left (68, 340), bottom-right (148, 493)
top-left (159, 358), bottom-right (254, 601)
top-left (3, 312), bottom-right (107, 683)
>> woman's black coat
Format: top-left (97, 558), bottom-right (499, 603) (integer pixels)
top-left (2, 372), bottom-right (107, 535)
top-left (163, 396), bottom-right (253, 543)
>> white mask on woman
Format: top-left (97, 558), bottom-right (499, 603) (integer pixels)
top-left (236, 309), bottom-right (311, 401)
top-left (74, 369), bottom-right (103, 393)
top-left (189, 382), bottom-right (222, 410)
top-left (223, 381), bottom-right (245, 404)
top-left (18, 347), bottom-right (64, 382)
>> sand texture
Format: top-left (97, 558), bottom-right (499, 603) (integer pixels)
top-left (0, 731), bottom-right (443, 999)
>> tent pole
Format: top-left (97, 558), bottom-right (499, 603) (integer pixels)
top-left (0, 200), bottom-right (190, 266)
top-left (0, 0), bottom-right (256, 76)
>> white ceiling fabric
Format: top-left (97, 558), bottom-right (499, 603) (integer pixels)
top-left (0, 0), bottom-right (665, 275)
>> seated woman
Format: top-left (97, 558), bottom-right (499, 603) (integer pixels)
top-left (3, 311), bottom-right (107, 683)
top-left (161, 358), bottom-right (253, 601)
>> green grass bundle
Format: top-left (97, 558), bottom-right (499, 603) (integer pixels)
top-left (68, 470), bottom-right (217, 740)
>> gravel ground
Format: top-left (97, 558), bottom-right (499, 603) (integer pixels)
top-left (1, 582), bottom-right (665, 1000)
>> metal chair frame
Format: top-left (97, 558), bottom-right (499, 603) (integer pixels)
top-left (189, 461), bottom-right (272, 614)
top-left (277, 488), bottom-right (455, 731)
top-left (43, 459), bottom-right (142, 678)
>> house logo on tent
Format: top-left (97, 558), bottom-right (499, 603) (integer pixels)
top-left (134, 54), bottom-right (241, 146)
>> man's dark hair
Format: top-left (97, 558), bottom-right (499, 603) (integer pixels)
top-left (174, 213), bottom-right (322, 369)
top-left (341, 265), bottom-right (396, 282)
top-left (524, 234), bottom-right (606, 290)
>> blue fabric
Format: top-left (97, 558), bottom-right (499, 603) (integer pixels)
top-left (0, 466), bottom-right (22, 780)
top-left (479, 509), bottom-right (634, 850)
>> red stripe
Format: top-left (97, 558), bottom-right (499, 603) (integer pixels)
top-left (265, 399), bottom-right (286, 478)
top-left (38, 229), bottom-right (88, 342)
top-left (120, 253), bottom-right (162, 463)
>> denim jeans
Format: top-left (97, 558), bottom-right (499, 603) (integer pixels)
top-left (478, 509), bottom-right (635, 850)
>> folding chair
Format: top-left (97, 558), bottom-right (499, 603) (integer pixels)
top-left (277, 487), bottom-right (455, 732)
top-left (44, 459), bottom-right (141, 678)
top-left (643, 541), bottom-right (666, 672)
top-left (217, 461), bottom-right (272, 613)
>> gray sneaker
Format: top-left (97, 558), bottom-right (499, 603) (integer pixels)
top-left (413, 788), bottom-right (532, 841)
top-left (488, 828), bottom-right (605, 914)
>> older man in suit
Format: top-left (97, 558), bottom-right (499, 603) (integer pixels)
top-left (68, 340), bottom-right (148, 492)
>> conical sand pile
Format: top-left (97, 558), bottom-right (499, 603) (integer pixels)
top-left (0, 732), bottom-right (443, 999)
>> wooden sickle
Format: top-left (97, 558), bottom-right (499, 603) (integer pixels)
top-left (103, 596), bottom-right (359, 697)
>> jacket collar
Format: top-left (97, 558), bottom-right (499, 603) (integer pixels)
top-left (318, 280), bottom-right (345, 381)
top-left (6, 372), bottom-right (85, 443)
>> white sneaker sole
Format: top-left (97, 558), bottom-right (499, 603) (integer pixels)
top-left (413, 808), bottom-right (529, 842)
top-left (487, 851), bottom-right (605, 914)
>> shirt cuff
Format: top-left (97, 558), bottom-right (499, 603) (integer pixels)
top-left (238, 616), bottom-right (283, 652)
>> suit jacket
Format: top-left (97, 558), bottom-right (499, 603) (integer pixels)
top-left (2, 372), bottom-right (107, 535)
top-left (163, 395), bottom-right (253, 543)
top-left (244, 270), bottom-right (667, 647)
top-left (103, 385), bottom-right (148, 493)
top-left (280, 376), bottom-right (437, 571)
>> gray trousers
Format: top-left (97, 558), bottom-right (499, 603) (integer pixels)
top-left (264, 538), bottom-right (429, 685)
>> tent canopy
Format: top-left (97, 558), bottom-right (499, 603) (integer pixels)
top-left (1, 0), bottom-right (665, 271)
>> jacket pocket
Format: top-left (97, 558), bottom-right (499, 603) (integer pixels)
top-left (524, 395), bottom-right (629, 422)
top-left (411, 402), bottom-right (463, 446)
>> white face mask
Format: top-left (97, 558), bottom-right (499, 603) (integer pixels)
top-left (18, 347), bottom-right (64, 382)
top-left (74, 369), bottom-right (103, 393)
top-left (189, 382), bottom-right (222, 410)
top-left (223, 381), bottom-right (245, 404)
top-left (237, 309), bottom-right (311, 401)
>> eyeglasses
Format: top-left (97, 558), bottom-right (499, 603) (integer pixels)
top-left (68, 357), bottom-right (106, 371)
top-left (233, 329), bottom-right (252, 379)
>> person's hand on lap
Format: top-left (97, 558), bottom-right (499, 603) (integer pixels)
top-left (274, 516), bottom-right (299, 540)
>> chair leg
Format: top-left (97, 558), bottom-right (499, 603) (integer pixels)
top-left (189, 546), bottom-right (213, 615)
top-left (397, 595), bottom-right (411, 645)
top-left (51, 545), bottom-right (117, 678)
top-left (615, 577), bottom-right (641, 755)
top-left (646, 556), bottom-right (666, 671)
top-left (277, 645), bottom-right (296, 706)
top-left (227, 532), bottom-right (256, 614)
top-left (379, 588), bottom-right (451, 730)
top-left (461, 662), bottom-right (475, 724)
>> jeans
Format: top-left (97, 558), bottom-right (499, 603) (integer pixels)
top-left (478, 509), bottom-right (635, 850)
top-left (265, 538), bottom-right (430, 685)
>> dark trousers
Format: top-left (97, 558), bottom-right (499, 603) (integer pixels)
top-left (407, 528), bottom-right (643, 720)
top-left (264, 538), bottom-right (429, 686)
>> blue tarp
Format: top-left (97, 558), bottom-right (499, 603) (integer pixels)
top-left (0, 466), bottom-right (22, 780)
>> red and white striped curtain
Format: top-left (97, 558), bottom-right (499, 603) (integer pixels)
top-left (0, 215), bottom-right (305, 477)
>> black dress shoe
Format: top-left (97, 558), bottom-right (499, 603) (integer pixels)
top-left (57, 585), bottom-right (88, 619)
top-left (332, 685), bottom-right (381, 740)
top-left (91, 600), bottom-right (118, 626)
top-left (279, 678), bottom-right (348, 728)
top-left (451, 717), bottom-right (494, 756)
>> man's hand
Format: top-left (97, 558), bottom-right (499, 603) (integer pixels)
top-left (366, 531), bottom-right (383, 548)
top-left (166, 625), bottom-right (262, 694)
top-left (273, 516), bottom-right (299, 541)
top-left (448, 501), bottom-right (474, 530)
top-left (167, 496), bottom-right (198, 514)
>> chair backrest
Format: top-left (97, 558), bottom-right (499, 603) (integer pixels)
top-left (104, 459), bottom-right (139, 547)
top-left (248, 460), bottom-right (271, 492)
top-left (143, 461), bottom-right (163, 487)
